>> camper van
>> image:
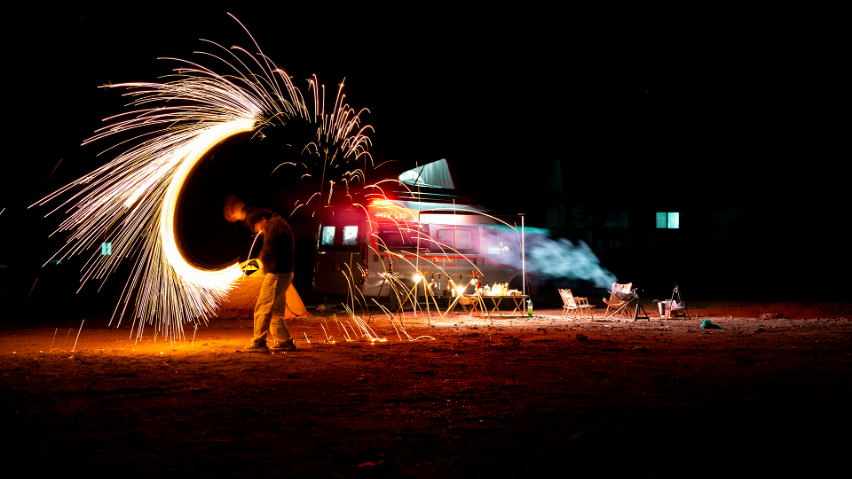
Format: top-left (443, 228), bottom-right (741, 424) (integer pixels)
top-left (310, 160), bottom-right (537, 301)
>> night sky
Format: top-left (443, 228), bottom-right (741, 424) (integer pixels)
top-left (1, 8), bottom-right (845, 317)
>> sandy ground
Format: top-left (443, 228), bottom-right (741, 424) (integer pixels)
top-left (2, 299), bottom-right (851, 478)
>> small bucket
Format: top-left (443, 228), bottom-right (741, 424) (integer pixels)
top-left (657, 300), bottom-right (673, 317)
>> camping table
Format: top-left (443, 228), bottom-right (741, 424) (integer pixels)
top-left (476, 294), bottom-right (529, 318)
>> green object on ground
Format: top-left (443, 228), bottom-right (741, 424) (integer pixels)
top-left (700, 319), bottom-right (722, 329)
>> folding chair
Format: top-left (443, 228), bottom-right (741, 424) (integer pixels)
top-left (559, 289), bottom-right (594, 320)
top-left (458, 294), bottom-right (479, 315)
top-left (444, 294), bottom-right (476, 315)
top-left (443, 279), bottom-right (479, 317)
top-left (603, 282), bottom-right (637, 319)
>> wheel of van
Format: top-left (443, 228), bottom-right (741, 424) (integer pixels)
top-left (385, 280), bottom-right (415, 312)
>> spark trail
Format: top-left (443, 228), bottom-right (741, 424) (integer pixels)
top-left (31, 14), bottom-right (373, 341)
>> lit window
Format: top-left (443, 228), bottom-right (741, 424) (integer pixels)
top-left (656, 212), bottom-right (679, 229)
top-left (342, 226), bottom-right (359, 245)
top-left (321, 226), bottom-right (335, 245)
top-left (667, 212), bottom-right (679, 229)
top-left (483, 225), bottom-right (512, 255)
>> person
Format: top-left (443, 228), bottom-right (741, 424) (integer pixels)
top-left (224, 195), bottom-right (297, 352)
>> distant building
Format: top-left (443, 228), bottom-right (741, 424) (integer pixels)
top-left (532, 159), bottom-right (748, 296)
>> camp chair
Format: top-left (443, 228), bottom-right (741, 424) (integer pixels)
top-left (458, 294), bottom-right (479, 315)
top-left (442, 293), bottom-right (481, 318)
top-left (443, 279), bottom-right (477, 317)
top-left (559, 289), bottom-right (594, 320)
top-left (603, 282), bottom-right (637, 319)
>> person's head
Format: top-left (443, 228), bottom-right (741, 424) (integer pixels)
top-left (245, 208), bottom-right (274, 234)
top-left (254, 217), bottom-right (268, 234)
top-left (223, 195), bottom-right (247, 223)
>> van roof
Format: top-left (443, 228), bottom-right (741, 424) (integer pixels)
top-left (398, 159), bottom-right (455, 190)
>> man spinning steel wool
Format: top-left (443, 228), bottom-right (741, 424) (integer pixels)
top-left (224, 195), bottom-right (298, 352)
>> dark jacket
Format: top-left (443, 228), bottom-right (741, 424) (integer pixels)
top-left (259, 214), bottom-right (294, 274)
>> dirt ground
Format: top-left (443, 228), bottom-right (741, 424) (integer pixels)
top-left (2, 298), bottom-right (851, 478)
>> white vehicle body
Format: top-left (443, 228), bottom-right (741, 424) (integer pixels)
top-left (310, 199), bottom-right (537, 299)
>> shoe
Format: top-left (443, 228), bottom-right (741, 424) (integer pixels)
top-left (245, 341), bottom-right (269, 352)
top-left (269, 339), bottom-right (296, 352)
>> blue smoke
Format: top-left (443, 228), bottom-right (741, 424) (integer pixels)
top-left (527, 235), bottom-right (617, 289)
top-left (496, 226), bottom-right (617, 289)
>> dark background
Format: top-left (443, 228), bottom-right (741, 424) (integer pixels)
top-left (0, 7), bottom-right (845, 322)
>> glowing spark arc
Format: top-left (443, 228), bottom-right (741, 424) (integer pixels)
top-left (32, 17), bottom-right (375, 341)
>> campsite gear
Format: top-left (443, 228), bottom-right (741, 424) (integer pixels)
top-left (455, 294), bottom-right (478, 315)
top-left (559, 289), bottom-right (595, 320)
top-left (527, 299), bottom-right (533, 317)
top-left (656, 299), bottom-right (673, 317)
top-left (603, 282), bottom-right (638, 319)
top-left (215, 259), bottom-right (311, 320)
top-left (670, 284), bottom-right (691, 318)
top-left (656, 300), bottom-right (681, 317)
top-left (654, 285), bottom-right (690, 319)
top-left (655, 299), bottom-right (684, 318)
top-left (631, 290), bottom-right (651, 321)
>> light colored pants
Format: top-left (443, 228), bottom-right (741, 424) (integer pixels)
top-left (252, 272), bottom-right (294, 345)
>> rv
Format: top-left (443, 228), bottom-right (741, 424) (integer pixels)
top-left (310, 160), bottom-right (537, 302)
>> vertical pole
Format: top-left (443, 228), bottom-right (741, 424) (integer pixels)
top-left (415, 208), bottom-right (421, 318)
top-left (349, 252), bottom-right (354, 311)
top-left (414, 163), bottom-right (420, 317)
top-left (453, 198), bottom-right (457, 304)
top-left (521, 214), bottom-right (526, 297)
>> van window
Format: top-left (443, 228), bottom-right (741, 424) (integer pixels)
top-left (483, 225), bottom-right (516, 256)
top-left (342, 226), bottom-right (359, 245)
top-left (316, 207), bottom-right (367, 250)
top-left (321, 226), bottom-right (335, 246)
top-left (435, 226), bottom-right (480, 254)
top-left (376, 223), bottom-right (425, 250)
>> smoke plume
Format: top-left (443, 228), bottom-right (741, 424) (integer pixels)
top-left (498, 227), bottom-right (616, 289)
